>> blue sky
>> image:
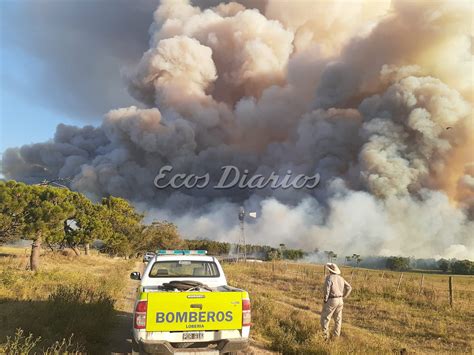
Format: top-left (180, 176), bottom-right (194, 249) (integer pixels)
top-left (0, 46), bottom-right (79, 152)
top-left (0, 0), bottom-right (155, 155)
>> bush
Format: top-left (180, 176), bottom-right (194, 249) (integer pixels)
top-left (283, 249), bottom-right (305, 261)
top-left (386, 257), bottom-right (410, 271)
top-left (249, 297), bottom-right (326, 355)
top-left (45, 285), bottom-right (115, 348)
top-left (1, 285), bottom-right (115, 353)
top-left (3, 328), bottom-right (84, 354)
top-left (3, 329), bottom-right (40, 354)
top-left (270, 311), bottom-right (326, 354)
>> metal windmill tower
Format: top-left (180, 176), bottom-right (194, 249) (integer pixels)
top-left (237, 206), bottom-right (246, 262)
top-left (236, 207), bottom-right (256, 262)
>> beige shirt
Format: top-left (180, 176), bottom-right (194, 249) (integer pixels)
top-left (323, 274), bottom-right (352, 302)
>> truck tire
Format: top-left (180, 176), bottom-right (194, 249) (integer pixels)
top-left (132, 339), bottom-right (143, 355)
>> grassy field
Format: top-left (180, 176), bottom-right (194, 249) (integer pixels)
top-left (1, 246), bottom-right (472, 354)
top-left (223, 261), bottom-right (474, 354)
top-left (0, 246), bottom-right (134, 353)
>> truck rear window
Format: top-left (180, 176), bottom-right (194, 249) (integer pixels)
top-left (148, 260), bottom-right (220, 278)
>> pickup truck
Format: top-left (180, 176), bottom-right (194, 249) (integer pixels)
top-left (130, 250), bottom-right (251, 354)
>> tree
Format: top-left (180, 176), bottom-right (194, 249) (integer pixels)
top-left (345, 256), bottom-right (351, 265)
top-left (325, 251), bottom-right (337, 262)
top-left (283, 249), bottom-right (304, 260)
top-left (267, 249), bottom-right (281, 261)
top-left (437, 258), bottom-right (450, 273)
top-left (65, 193), bottom-right (108, 255)
top-left (386, 256), bottom-right (410, 271)
top-left (185, 239), bottom-right (231, 255)
top-left (100, 197), bottom-right (143, 257)
top-left (0, 181), bottom-right (31, 244)
top-left (139, 221), bottom-right (183, 253)
top-left (451, 260), bottom-right (473, 275)
top-left (23, 185), bottom-right (75, 271)
top-left (351, 254), bottom-right (362, 267)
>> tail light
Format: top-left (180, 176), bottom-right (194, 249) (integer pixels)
top-left (134, 300), bottom-right (148, 329)
top-left (242, 298), bottom-right (251, 327)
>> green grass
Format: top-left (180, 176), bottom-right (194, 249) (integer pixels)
top-left (0, 246), bottom-right (134, 353)
top-left (224, 261), bottom-right (474, 354)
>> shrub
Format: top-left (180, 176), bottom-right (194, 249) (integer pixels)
top-left (267, 309), bottom-right (326, 354)
top-left (4, 329), bottom-right (40, 354)
top-left (2, 328), bottom-right (84, 354)
top-left (44, 285), bottom-right (115, 348)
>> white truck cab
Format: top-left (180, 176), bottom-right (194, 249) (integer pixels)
top-left (130, 250), bottom-right (250, 354)
top-left (139, 254), bottom-right (227, 289)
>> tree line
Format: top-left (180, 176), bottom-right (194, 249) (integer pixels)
top-left (385, 256), bottom-right (474, 275)
top-left (0, 180), bottom-right (306, 271)
top-left (0, 181), bottom-right (181, 271)
top-left (185, 239), bottom-right (305, 261)
top-left (437, 258), bottom-right (474, 275)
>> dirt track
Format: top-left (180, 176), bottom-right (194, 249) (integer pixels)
top-left (106, 262), bottom-right (276, 354)
top-left (107, 262), bottom-right (141, 354)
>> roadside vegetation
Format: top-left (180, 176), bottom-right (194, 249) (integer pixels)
top-left (0, 246), bottom-right (134, 353)
top-left (224, 261), bottom-right (474, 354)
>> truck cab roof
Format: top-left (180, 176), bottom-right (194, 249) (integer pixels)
top-left (140, 253), bottom-right (227, 288)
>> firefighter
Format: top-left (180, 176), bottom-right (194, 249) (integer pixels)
top-left (320, 263), bottom-right (352, 339)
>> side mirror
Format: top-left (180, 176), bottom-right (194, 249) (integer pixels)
top-left (130, 272), bottom-right (141, 280)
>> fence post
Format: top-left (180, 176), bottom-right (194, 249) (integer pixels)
top-left (419, 274), bottom-right (424, 295)
top-left (396, 273), bottom-right (404, 292)
top-left (449, 276), bottom-right (454, 307)
top-left (350, 269), bottom-right (354, 282)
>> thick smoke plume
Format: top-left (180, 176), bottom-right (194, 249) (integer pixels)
top-left (2, 0), bottom-right (473, 259)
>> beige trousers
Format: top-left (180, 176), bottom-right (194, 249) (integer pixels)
top-left (320, 297), bottom-right (343, 337)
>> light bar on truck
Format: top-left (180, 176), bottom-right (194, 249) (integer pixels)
top-left (156, 250), bottom-right (208, 255)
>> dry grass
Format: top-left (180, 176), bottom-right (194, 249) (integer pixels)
top-left (224, 261), bottom-right (474, 354)
top-left (0, 246), bottom-right (134, 353)
top-left (2, 247), bottom-right (472, 354)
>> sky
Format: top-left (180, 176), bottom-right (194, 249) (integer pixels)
top-left (1, 0), bottom-right (473, 259)
top-left (0, 46), bottom-right (78, 150)
top-left (0, 0), bottom-right (159, 153)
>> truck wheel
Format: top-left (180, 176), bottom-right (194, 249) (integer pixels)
top-left (131, 339), bottom-right (142, 355)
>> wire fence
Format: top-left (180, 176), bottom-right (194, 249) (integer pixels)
top-left (226, 260), bottom-right (474, 309)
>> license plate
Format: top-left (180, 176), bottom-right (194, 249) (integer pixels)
top-left (182, 332), bottom-right (204, 340)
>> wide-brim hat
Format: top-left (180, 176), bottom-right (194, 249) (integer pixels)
top-left (326, 263), bottom-right (341, 275)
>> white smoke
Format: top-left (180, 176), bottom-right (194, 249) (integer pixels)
top-left (2, 0), bottom-right (473, 259)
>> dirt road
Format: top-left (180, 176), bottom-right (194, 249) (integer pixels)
top-left (106, 262), bottom-right (276, 354)
top-left (107, 262), bottom-right (141, 354)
